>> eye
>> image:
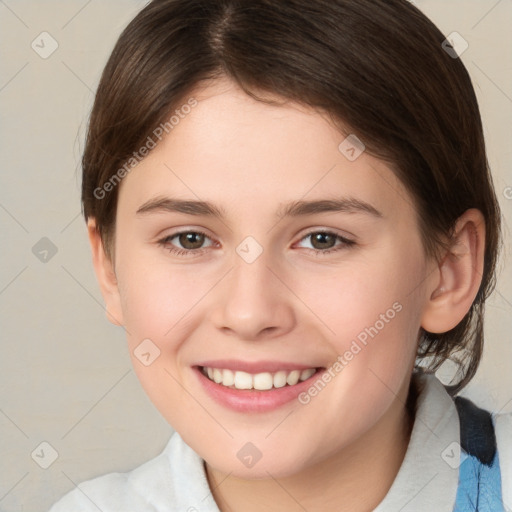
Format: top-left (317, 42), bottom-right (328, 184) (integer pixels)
top-left (157, 229), bottom-right (355, 257)
top-left (158, 230), bottom-right (214, 256)
top-left (296, 230), bottom-right (355, 255)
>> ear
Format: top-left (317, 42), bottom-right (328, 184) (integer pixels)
top-left (87, 219), bottom-right (124, 326)
top-left (421, 209), bottom-right (485, 334)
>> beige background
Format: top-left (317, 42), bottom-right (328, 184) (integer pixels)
top-left (0, 1), bottom-right (510, 511)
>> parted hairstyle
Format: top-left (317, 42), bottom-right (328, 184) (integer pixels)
top-left (81, 0), bottom-right (501, 394)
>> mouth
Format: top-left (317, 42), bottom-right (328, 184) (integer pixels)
top-left (193, 362), bottom-right (326, 413)
top-left (200, 366), bottom-right (319, 390)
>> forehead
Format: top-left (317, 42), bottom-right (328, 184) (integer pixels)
top-left (117, 78), bottom-right (415, 222)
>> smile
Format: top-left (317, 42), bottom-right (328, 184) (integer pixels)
top-left (201, 366), bottom-right (317, 390)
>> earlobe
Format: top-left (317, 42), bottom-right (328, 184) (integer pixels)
top-left (87, 219), bottom-right (124, 327)
top-left (421, 209), bottom-right (485, 334)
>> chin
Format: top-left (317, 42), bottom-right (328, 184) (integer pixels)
top-left (202, 441), bottom-right (317, 480)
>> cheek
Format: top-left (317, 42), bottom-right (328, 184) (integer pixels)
top-left (290, 242), bottom-right (425, 401)
top-left (295, 245), bottom-right (424, 344)
top-left (114, 249), bottom-right (212, 412)
top-left (116, 249), bottom-right (203, 345)
top-left (116, 261), bottom-right (195, 424)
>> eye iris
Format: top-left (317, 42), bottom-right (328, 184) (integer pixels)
top-left (179, 232), bottom-right (205, 249)
top-left (312, 232), bottom-right (335, 250)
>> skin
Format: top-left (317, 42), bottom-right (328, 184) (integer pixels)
top-left (88, 77), bottom-right (485, 511)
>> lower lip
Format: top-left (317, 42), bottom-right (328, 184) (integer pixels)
top-left (194, 366), bottom-right (325, 413)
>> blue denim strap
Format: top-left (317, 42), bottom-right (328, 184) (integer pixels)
top-left (452, 396), bottom-right (504, 511)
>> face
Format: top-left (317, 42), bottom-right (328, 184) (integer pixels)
top-left (106, 78), bottom-right (433, 478)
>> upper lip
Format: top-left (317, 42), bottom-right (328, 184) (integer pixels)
top-left (196, 359), bottom-right (323, 374)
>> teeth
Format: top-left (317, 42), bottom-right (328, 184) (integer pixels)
top-left (213, 368), bottom-right (223, 384)
top-left (253, 372), bottom-right (273, 390)
top-left (202, 366), bottom-right (317, 390)
top-left (300, 368), bottom-right (316, 381)
top-left (223, 369), bottom-right (235, 386)
top-left (234, 371), bottom-right (253, 390)
top-left (273, 370), bottom-right (288, 388)
top-left (286, 370), bottom-right (301, 386)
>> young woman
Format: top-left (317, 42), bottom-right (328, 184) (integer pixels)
top-left (49, 1), bottom-right (511, 510)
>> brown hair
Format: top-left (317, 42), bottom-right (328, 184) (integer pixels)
top-left (82, 0), bottom-right (501, 394)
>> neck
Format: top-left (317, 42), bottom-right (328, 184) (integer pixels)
top-left (206, 376), bottom-right (417, 512)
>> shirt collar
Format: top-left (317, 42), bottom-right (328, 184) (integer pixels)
top-left (374, 371), bottom-right (460, 511)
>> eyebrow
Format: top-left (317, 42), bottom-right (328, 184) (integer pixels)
top-left (135, 196), bottom-right (383, 219)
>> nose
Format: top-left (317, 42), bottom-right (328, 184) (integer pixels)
top-left (210, 249), bottom-right (296, 341)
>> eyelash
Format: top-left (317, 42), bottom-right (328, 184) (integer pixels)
top-left (157, 229), bottom-right (356, 257)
